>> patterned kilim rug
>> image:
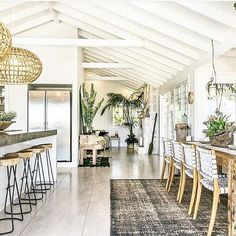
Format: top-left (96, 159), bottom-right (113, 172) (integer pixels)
top-left (79, 156), bottom-right (111, 167)
top-left (110, 179), bottom-right (227, 236)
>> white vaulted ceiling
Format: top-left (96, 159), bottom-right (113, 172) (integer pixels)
top-left (1, 1), bottom-right (236, 89)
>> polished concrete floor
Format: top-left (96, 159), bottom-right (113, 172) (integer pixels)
top-left (0, 148), bottom-right (161, 236)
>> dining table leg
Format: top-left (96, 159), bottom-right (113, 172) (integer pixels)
top-left (228, 158), bottom-right (236, 236)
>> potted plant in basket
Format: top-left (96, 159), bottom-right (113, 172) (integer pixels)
top-left (0, 111), bottom-right (17, 131)
top-left (203, 110), bottom-right (235, 147)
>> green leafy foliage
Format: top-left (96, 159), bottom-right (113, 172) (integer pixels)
top-left (81, 83), bottom-right (104, 130)
top-left (101, 91), bottom-right (143, 144)
top-left (0, 111), bottom-right (17, 121)
top-left (203, 110), bottom-right (235, 138)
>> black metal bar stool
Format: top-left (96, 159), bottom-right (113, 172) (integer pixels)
top-left (5, 150), bottom-right (37, 214)
top-left (26, 146), bottom-right (49, 196)
top-left (36, 143), bottom-right (55, 189)
top-left (0, 155), bottom-right (23, 235)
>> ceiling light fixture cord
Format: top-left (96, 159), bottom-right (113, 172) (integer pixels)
top-left (211, 39), bottom-right (217, 83)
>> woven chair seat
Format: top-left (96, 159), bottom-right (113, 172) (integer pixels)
top-left (174, 161), bottom-right (181, 170)
top-left (200, 175), bottom-right (228, 194)
top-left (185, 168), bottom-right (193, 178)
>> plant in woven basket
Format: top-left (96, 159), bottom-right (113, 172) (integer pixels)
top-left (0, 111), bottom-right (17, 121)
top-left (203, 110), bottom-right (235, 147)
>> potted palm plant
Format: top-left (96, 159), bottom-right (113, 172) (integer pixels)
top-left (81, 83), bottom-right (104, 134)
top-left (203, 110), bottom-right (235, 147)
top-left (101, 92), bottom-right (143, 149)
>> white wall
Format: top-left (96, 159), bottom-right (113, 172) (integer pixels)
top-left (158, 49), bottom-right (236, 142)
top-left (5, 22), bottom-right (82, 167)
top-left (84, 81), bottom-right (134, 147)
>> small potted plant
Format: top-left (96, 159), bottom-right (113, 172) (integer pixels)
top-left (125, 133), bottom-right (138, 150)
top-left (0, 111), bottom-right (17, 131)
top-left (203, 110), bottom-right (235, 147)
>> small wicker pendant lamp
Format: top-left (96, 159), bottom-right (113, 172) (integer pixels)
top-left (0, 47), bottom-right (42, 84)
top-left (0, 22), bottom-right (12, 61)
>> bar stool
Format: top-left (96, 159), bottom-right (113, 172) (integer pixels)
top-left (26, 146), bottom-right (49, 196)
top-left (5, 150), bottom-right (37, 214)
top-left (35, 143), bottom-right (55, 188)
top-left (0, 155), bottom-right (23, 235)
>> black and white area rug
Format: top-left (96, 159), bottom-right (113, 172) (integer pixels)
top-left (79, 156), bottom-right (111, 167)
top-left (110, 179), bottom-right (227, 236)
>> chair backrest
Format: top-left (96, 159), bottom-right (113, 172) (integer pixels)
top-left (80, 135), bottom-right (98, 145)
top-left (162, 138), bottom-right (172, 157)
top-left (182, 143), bottom-right (196, 169)
top-left (196, 146), bottom-right (218, 180)
top-left (172, 141), bottom-right (182, 163)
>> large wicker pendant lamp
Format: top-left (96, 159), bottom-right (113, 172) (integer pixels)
top-left (0, 22), bottom-right (12, 61)
top-left (0, 47), bottom-right (42, 84)
top-left (0, 21), bottom-right (42, 84)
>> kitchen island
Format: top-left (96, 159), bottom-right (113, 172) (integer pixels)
top-left (0, 130), bottom-right (57, 210)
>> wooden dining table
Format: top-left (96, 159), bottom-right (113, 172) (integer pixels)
top-left (191, 142), bottom-right (236, 236)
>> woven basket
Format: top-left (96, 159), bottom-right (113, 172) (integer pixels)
top-left (210, 131), bottom-right (233, 147)
top-left (0, 121), bottom-right (15, 131)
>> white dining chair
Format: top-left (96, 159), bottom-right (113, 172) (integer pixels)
top-left (160, 138), bottom-right (173, 190)
top-left (179, 143), bottom-right (198, 216)
top-left (167, 141), bottom-right (183, 200)
top-left (194, 146), bottom-right (227, 236)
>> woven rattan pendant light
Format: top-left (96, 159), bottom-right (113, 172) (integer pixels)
top-left (0, 22), bottom-right (12, 61)
top-left (0, 47), bottom-right (42, 84)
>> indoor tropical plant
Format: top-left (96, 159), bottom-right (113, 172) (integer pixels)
top-left (101, 91), bottom-right (143, 149)
top-left (203, 110), bottom-right (235, 147)
top-left (81, 83), bottom-right (104, 134)
top-left (0, 111), bottom-right (17, 131)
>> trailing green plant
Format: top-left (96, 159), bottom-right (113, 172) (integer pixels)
top-left (203, 110), bottom-right (235, 138)
top-left (81, 83), bottom-right (104, 132)
top-left (0, 111), bottom-right (17, 121)
top-left (101, 91), bottom-right (143, 144)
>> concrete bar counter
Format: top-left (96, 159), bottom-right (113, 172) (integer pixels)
top-left (0, 130), bottom-right (57, 211)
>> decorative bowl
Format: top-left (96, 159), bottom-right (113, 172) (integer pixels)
top-left (0, 121), bottom-right (15, 131)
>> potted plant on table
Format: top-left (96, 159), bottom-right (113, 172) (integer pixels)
top-left (0, 111), bottom-right (17, 131)
top-left (203, 110), bottom-right (235, 147)
top-left (101, 91), bottom-right (143, 150)
top-left (81, 83), bottom-right (104, 134)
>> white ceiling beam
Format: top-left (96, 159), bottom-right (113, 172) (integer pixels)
top-left (1, 3), bottom-right (49, 25)
top-left (90, 48), bottom-right (171, 81)
top-left (62, 2), bottom-right (200, 60)
top-left (88, 68), bottom-right (148, 88)
top-left (0, 2), bottom-right (24, 13)
top-left (12, 37), bottom-right (151, 47)
top-left (85, 48), bottom-right (166, 84)
top-left (79, 30), bottom-right (178, 75)
top-left (11, 14), bottom-right (52, 35)
top-left (177, 2), bottom-right (236, 32)
top-left (92, 2), bottom-right (210, 52)
top-left (84, 49), bottom-right (163, 86)
top-left (85, 75), bottom-right (127, 81)
top-left (82, 63), bottom-right (132, 69)
top-left (130, 1), bottom-right (225, 43)
top-left (57, 12), bottom-right (193, 66)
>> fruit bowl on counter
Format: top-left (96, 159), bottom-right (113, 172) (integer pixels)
top-left (0, 111), bottom-right (17, 131)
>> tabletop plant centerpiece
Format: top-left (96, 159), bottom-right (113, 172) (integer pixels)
top-left (0, 111), bottom-right (17, 131)
top-left (81, 83), bottom-right (104, 134)
top-left (203, 110), bottom-right (235, 147)
top-left (101, 90), bottom-right (143, 150)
